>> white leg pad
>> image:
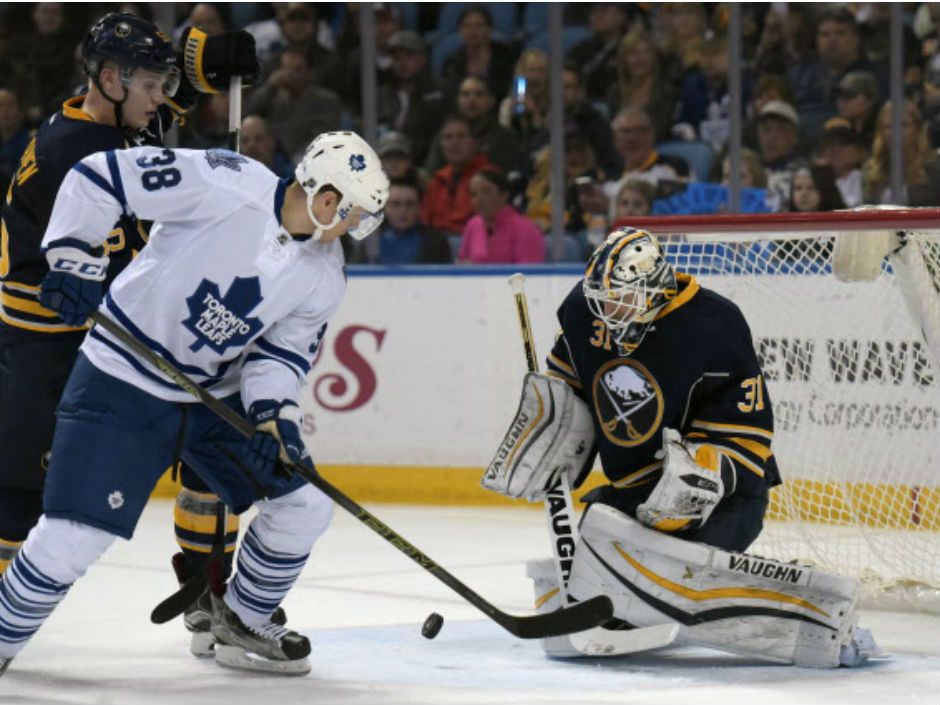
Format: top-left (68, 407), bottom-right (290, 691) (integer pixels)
top-left (568, 504), bottom-right (873, 668)
top-left (525, 558), bottom-right (586, 658)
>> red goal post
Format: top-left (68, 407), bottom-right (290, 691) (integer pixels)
top-left (610, 208), bottom-right (940, 613)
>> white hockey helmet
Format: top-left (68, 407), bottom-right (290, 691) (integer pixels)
top-left (295, 131), bottom-right (390, 240)
top-left (582, 227), bottom-right (677, 348)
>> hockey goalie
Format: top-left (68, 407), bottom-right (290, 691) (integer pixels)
top-left (482, 227), bottom-right (880, 668)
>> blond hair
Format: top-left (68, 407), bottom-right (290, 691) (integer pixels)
top-left (862, 100), bottom-right (933, 202)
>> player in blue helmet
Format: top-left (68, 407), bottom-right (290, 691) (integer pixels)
top-left (0, 9), bottom-right (259, 658)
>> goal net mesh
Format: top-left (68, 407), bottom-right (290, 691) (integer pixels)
top-left (623, 210), bottom-right (940, 613)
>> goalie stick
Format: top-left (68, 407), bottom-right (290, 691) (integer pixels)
top-left (150, 76), bottom-right (242, 625)
top-left (508, 273), bottom-right (679, 655)
top-left (91, 311), bottom-right (614, 639)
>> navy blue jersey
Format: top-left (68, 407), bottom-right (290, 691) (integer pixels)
top-left (0, 96), bottom-right (169, 343)
top-left (547, 273), bottom-right (781, 502)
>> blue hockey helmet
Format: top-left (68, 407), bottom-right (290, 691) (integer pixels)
top-left (583, 227), bottom-right (676, 348)
top-left (82, 13), bottom-right (179, 96)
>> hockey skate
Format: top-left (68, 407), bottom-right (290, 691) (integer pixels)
top-left (210, 593), bottom-right (311, 676)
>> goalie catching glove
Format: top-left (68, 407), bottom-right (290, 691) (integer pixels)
top-left (246, 400), bottom-right (313, 477)
top-left (482, 372), bottom-right (596, 502)
top-left (636, 428), bottom-right (735, 532)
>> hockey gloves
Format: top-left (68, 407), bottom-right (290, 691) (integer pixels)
top-left (39, 246), bottom-right (108, 326)
top-left (246, 400), bottom-right (313, 478)
top-left (180, 27), bottom-right (260, 95)
top-left (636, 428), bottom-right (734, 533)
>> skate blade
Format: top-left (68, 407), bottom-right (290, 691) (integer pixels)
top-left (569, 623), bottom-right (681, 657)
top-left (190, 631), bottom-right (216, 658)
top-left (214, 644), bottom-right (311, 676)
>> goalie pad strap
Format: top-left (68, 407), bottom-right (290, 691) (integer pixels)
top-left (482, 372), bottom-right (596, 502)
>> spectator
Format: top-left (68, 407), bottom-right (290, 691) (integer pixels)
top-left (562, 65), bottom-right (620, 176)
top-left (755, 5), bottom-right (816, 75)
top-left (675, 35), bottom-right (748, 150)
top-left (246, 45), bottom-right (342, 161)
top-left (441, 5), bottom-right (515, 103)
top-left (743, 73), bottom-right (795, 150)
top-left (756, 100), bottom-right (802, 209)
top-left (498, 48), bottom-right (550, 154)
top-left (834, 71), bottom-right (881, 146)
top-left (179, 3), bottom-right (226, 37)
top-left (239, 115), bottom-right (294, 179)
top-left (425, 76), bottom-right (525, 175)
top-left (0, 89), bottom-right (31, 195)
top-left (177, 92), bottom-right (230, 149)
top-left (421, 115), bottom-right (492, 237)
top-left (9, 3), bottom-right (79, 120)
top-left (460, 168), bottom-right (545, 264)
top-left (377, 131), bottom-right (425, 187)
top-left (817, 118), bottom-right (866, 207)
top-left (567, 3), bottom-right (632, 103)
top-left (721, 147), bottom-right (768, 189)
top-left (580, 107), bottom-right (690, 220)
top-left (786, 7), bottom-right (880, 131)
top-left (526, 131), bottom-right (608, 242)
top-left (613, 179), bottom-right (655, 219)
top-left (656, 3), bottom-right (708, 73)
top-left (246, 2), bottom-right (337, 65)
top-left (373, 181), bottom-right (451, 265)
top-left (335, 3), bottom-right (399, 110)
top-left (377, 30), bottom-right (446, 164)
top-left (606, 30), bottom-right (678, 142)
top-left (788, 163), bottom-right (847, 212)
top-left (862, 100), bottom-right (940, 207)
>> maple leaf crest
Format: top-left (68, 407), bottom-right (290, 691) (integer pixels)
top-left (348, 153), bottom-right (366, 172)
top-left (182, 276), bottom-right (264, 353)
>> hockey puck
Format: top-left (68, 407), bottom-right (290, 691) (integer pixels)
top-left (421, 612), bottom-right (444, 639)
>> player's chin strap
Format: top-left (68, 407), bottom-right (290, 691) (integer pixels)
top-left (91, 74), bottom-right (130, 130)
top-left (305, 192), bottom-right (339, 241)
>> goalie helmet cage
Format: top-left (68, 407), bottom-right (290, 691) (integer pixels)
top-left (616, 208), bottom-right (940, 615)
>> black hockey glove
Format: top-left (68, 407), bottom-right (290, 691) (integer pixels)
top-left (245, 400), bottom-right (313, 478)
top-left (180, 26), bottom-right (260, 95)
top-left (39, 245), bottom-right (108, 326)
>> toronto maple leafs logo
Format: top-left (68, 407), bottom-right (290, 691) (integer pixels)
top-left (205, 149), bottom-right (249, 172)
top-left (183, 277), bottom-right (263, 353)
top-left (349, 153), bottom-right (366, 172)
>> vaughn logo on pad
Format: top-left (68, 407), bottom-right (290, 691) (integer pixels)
top-left (183, 276), bottom-right (263, 353)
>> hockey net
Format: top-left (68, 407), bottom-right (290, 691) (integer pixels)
top-left (620, 208), bottom-right (940, 614)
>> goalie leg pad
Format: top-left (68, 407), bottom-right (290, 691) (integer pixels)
top-left (568, 504), bottom-right (874, 668)
top-left (482, 372), bottom-right (596, 502)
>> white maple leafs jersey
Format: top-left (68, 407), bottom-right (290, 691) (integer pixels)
top-left (41, 146), bottom-right (345, 408)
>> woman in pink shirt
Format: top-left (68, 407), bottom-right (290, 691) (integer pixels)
top-left (459, 169), bottom-right (546, 264)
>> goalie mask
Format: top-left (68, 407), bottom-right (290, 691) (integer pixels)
top-left (583, 227), bottom-right (676, 349)
top-left (295, 131), bottom-right (390, 240)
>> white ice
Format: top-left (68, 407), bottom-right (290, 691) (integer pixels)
top-left (2, 502), bottom-right (938, 705)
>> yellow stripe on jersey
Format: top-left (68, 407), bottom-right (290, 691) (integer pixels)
top-left (1, 291), bottom-right (59, 317)
top-left (690, 419), bottom-right (774, 441)
top-left (545, 369), bottom-right (582, 390)
top-left (612, 461), bottom-right (663, 488)
top-left (726, 436), bottom-right (774, 461)
top-left (173, 505), bottom-right (240, 536)
top-left (0, 309), bottom-right (88, 333)
top-left (547, 352), bottom-right (576, 378)
top-left (706, 442), bottom-right (766, 478)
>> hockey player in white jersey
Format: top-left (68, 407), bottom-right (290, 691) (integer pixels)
top-left (0, 131), bottom-right (389, 677)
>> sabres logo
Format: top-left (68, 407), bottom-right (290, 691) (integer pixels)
top-left (592, 359), bottom-right (663, 447)
top-left (349, 154), bottom-right (366, 172)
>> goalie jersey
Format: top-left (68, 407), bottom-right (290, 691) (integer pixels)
top-left (41, 146), bottom-right (343, 409)
top-left (547, 274), bottom-right (781, 502)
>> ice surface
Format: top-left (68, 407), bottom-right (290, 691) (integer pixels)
top-left (2, 503), bottom-right (938, 705)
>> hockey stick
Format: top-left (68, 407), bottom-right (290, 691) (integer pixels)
top-left (150, 77), bottom-right (244, 625)
top-left (508, 274), bottom-right (680, 656)
top-left (507, 274), bottom-right (581, 598)
top-left (90, 312), bottom-right (613, 639)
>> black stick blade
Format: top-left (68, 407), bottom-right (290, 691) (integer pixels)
top-left (495, 595), bottom-right (614, 639)
top-left (151, 572), bottom-right (207, 624)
